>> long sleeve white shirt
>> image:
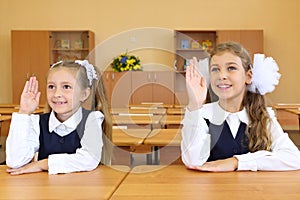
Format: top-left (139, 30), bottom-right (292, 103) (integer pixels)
top-left (6, 107), bottom-right (104, 174)
top-left (181, 102), bottom-right (300, 171)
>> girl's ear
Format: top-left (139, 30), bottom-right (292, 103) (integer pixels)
top-left (81, 87), bottom-right (91, 102)
top-left (246, 69), bottom-right (252, 85)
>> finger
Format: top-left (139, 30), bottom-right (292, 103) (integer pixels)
top-left (35, 92), bottom-right (41, 102)
top-left (32, 77), bottom-right (39, 94)
top-left (22, 80), bottom-right (30, 94)
top-left (200, 76), bottom-right (207, 87)
top-left (186, 65), bottom-right (192, 81)
top-left (27, 76), bottom-right (35, 92)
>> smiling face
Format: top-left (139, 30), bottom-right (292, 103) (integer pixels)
top-left (46, 67), bottom-right (90, 122)
top-left (210, 51), bottom-right (252, 112)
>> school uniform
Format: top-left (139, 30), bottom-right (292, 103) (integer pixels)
top-left (6, 107), bottom-right (104, 174)
top-left (181, 102), bottom-right (300, 171)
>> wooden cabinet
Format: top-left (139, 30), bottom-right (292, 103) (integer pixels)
top-left (174, 29), bottom-right (264, 105)
top-left (11, 31), bottom-right (50, 104)
top-left (49, 31), bottom-right (95, 65)
top-left (11, 30), bottom-right (95, 104)
top-left (131, 71), bottom-right (175, 105)
top-left (216, 30), bottom-right (263, 59)
top-left (102, 71), bottom-right (132, 108)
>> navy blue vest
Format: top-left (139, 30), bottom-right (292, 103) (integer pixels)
top-left (38, 108), bottom-right (91, 160)
top-left (205, 119), bottom-right (249, 161)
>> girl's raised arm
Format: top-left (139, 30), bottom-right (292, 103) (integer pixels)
top-left (186, 57), bottom-right (208, 111)
top-left (19, 76), bottom-right (41, 114)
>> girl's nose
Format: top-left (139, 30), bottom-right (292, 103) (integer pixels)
top-left (54, 89), bottom-right (62, 97)
top-left (218, 70), bottom-right (228, 80)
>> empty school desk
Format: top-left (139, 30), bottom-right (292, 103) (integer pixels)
top-left (111, 165), bottom-right (300, 199)
top-left (112, 115), bottom-right (163, 129)
top-left (129, 103), bottom-right (174, 108)
top-left (0, 165), bottom-right (130, 200)
top-left (285, 108), bottom-right (300, 131)
top-left (160, 114), bottom-right (183, 128)
top-left (0, 115), bottom-right (12, 148)
top-left (110, 108), bottom-right (166, 115)
top-left (166, 107), bottom-right (185, 115)
top-left (112, 128), bottom-right (151, 146)
top-left (0, 107), bottom-right (45, 115)
top-left (144, 129), bottom-right (182, 164)
top-left (112, 128), bottom-right (152, 166)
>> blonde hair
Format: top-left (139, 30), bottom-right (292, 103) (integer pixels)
top-left (209, 42), bottom-right (272, 151)
top-left (48, 61), bottom-right (112, 164)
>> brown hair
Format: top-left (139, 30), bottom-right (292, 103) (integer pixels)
top-left (48, 61), bottom-right (112, 164)
top-left (209, 42), bottom-right (272, 152)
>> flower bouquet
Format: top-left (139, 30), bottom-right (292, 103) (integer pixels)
top-left (111, 52), bottom-right (141, 72)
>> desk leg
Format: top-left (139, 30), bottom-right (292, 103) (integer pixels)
top-left (153, 146), bottom-right (160, 165)
top-left (146, 154), bottom-right (152, 165)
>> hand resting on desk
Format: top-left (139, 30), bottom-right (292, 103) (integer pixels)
top-left (187, 157), bottom-right (238, 172)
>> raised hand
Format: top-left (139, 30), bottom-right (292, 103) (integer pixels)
top-left (19, 76), bottom-right (41, 114)
top-left (186, 57), bottom-right (208, 111)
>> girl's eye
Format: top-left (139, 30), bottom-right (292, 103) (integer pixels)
top-left (48, 85), bottom-right (55, 89)
top-left (228, 66), bottom-right (237, 71)
top-left (63, 85), bottom-right (72, 89)
top-left (211, 67), bottom-right (219, 72)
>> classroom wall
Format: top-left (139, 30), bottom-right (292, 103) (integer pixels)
top-left (1, 0), bottom-right (300, 104)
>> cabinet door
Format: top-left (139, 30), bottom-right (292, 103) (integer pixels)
top-left (11, 31), bottom-right (50, 104)
top-left (103, 71), bottom-right (132, 108)
top-left (152, 71), bottom-right (174, 104)
top-left (217, 30), bottom-right (263, 58)
top-left (131, 71), bottom-right (153, 104)
top-left (131, 71), bottom-right (175, 104)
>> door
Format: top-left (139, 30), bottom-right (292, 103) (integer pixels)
top-left (11, 31), bottom-right (50, 104)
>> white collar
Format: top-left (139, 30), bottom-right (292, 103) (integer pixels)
top-left (199, 102), bottom-right (249, 126)
top-left (49, 107), bottom-right (82, 133)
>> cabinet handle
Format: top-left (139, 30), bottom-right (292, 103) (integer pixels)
top-left (106, 73), bottom-right (109, 80)
top-left (154, 73), bottom-right (157, 82)
top-left (148, 73), bottom-right (151, 81)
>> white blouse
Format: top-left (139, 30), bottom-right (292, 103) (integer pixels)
top-left (181, 102), bottom-right (300, 171)
top-left (6, 107), bottom-right (104, 174)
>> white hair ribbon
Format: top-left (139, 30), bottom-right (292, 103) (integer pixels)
top-left (248, 54), bottom-right (281, 95)
top-left (75, 60), bottom-right (98, 86)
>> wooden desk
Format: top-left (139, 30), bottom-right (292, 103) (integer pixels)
top-left (129, 103), bottom-right (174, 108)
top-left (111, 108), bottom-right (166, 115)
top-left (111, 165), bottom-right (300, 199)
top-left (112, 128), bottom-right (151, 146)
top-left (272, 103), bottom-right (300, 109)
top-left (112, 115), bottom-right (163, 129)
top-left (160, 115), bottom-right (183, 128)
top-left (272, 104), bottom-right (300, 131)
top-left (0, 104), bottom-right (19, 108)
top-left (112, 128), bottom-right (152, 166)
top-left (145, 129), bottom-right (182, 146)
top-left (0, 107), bottom-right (45, 115)
top-left (285, 108), bottom-right (300, 131)
top-left (0, 165), bottom-right (129, 200)
top-left (0, 115), bottom-right (12, 138)
top-left (144, 129), bottom-right (182, 164)
top-left (166, 107), bottom-right (185, 115)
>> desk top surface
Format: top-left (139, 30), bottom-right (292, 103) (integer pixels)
top-left (112, 115), bottom-right (163, 124)
top-left (144, 129), bottom-right (182, 146)
top-left (0, 115), bottom-right (12, 122)
top-left (0, 107), bottom-right (45, 115)
top-left (0, 165), bottom-right (129, 200)
top-left (111, 108), bottom-right (166, 115)
top-left (285, 108), bottom-right (300, 115)
top-left (112, 128), bottom-right (151, 146)
top-left (111, 165), bottom-right (300, 199)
